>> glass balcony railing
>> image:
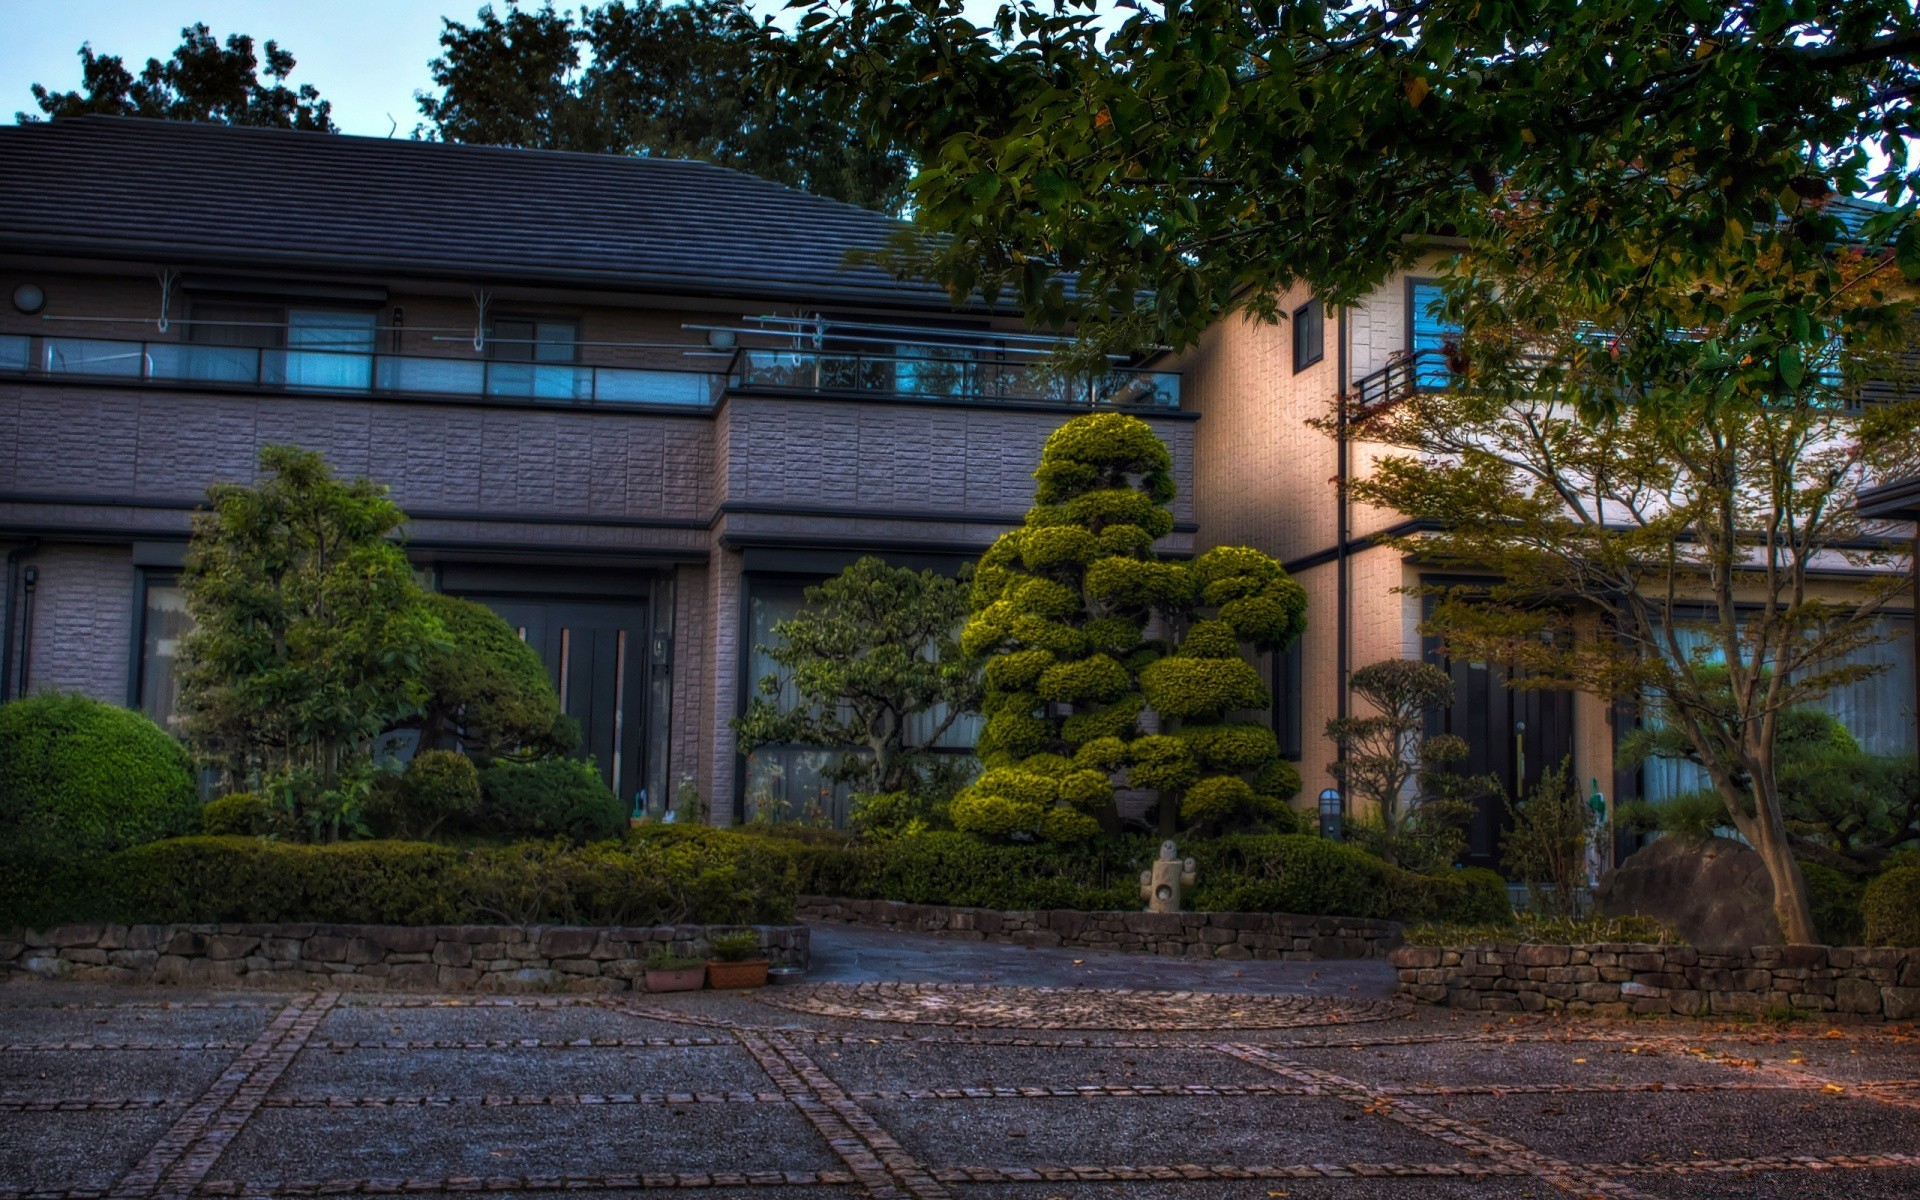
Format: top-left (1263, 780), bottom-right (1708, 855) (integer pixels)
top-left (730, 348), bottom-right (1181, 409)
top-left (2, 334), bottom-right (1183, 412)
top-left (8, 335), bottom-right (723, 408)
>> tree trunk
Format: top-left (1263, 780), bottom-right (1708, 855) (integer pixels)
top-left (1751, 825), bottom-right (1819, 945)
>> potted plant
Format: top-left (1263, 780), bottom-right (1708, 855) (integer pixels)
top-left (642, 947), bottom-right (706, 993)
top-left (704, 930), bottom-right (769, 989)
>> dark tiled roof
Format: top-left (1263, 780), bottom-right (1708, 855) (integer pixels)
top-left (0, 116), bottom-right (958, 309)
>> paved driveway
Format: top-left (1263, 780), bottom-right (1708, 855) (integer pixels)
top-left (4, 933), bottom-right (1919, 1200)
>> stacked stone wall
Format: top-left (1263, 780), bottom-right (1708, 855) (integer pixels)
top-left (1390, 942), bottom-right (1920, 1021)
top-left (0, 922), bottom-right (807, 991)
top-left (798, 896), bottom-right (1401, 961)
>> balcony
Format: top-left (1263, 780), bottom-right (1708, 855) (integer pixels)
top-left (0, 333), bottom-right (1183, 412)
top-left (0, 333), bottom-right (721, 408)
top-left (729, 348), bottom-right (1181, 409)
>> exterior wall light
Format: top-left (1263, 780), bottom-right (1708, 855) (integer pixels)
top-left (1319, 787), bottom-right (1344, 841)
top-left (12, 283), bottom-right (45, 315)
top-left (706, 328), bottom-right (737, 349)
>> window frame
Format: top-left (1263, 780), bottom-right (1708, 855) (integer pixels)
top-left (1291, 298), bottom-right (1324, 373)
top-left (487, 315), bottom-right (581, 364)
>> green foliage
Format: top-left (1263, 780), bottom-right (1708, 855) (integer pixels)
top-left (177, 445), bottom-right (442, 840)
top-left (1404, 913), bottom-right (1681, 947)
top-left (1501, 760), bottom-right (1598, 921)
top-left (415, 593), bottom-right (576, 761)
top-left (418, 0), bottom-right (910, 212)
top-left (26, 21), bottom-right (334, 130)
top-left (1862, 866), bottom-right (1920, 947)
top-left (1, 826), bottom-right (802, 930)
top-left (366, 750), bottom-right (481, 840)
top-left (201, 793), bottom-right (270, 837)
top-left (1798, 861), bottom-right (1865, 946)
top-left (0, 694), bottom-right (197, 861)
top-left (644, 948), bottom-right (704, 971)
top-left (849, 790), bottom-right (946, 837)
top-left (733, 556), bottom-right (981, 801)
top-left (473, 758), bottom-right (625, 843)
top-left (707, 930), bottom-right (763, 962)
top-left (962, 413), bottom-right (1306, 841)
top-left (1327, 659), bottom-right (1482, 870)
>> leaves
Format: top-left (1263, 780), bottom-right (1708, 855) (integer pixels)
top-left (24, 22), bottom-right (334, 131)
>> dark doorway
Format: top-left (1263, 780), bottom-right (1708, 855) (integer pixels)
top-left (462, 596), bottom-right (648, 811)
top-left (1423, 643), bottom-right (1575, 874)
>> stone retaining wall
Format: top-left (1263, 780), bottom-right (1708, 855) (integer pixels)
top-left (1390, 942), bottom-right (1920, 1020)
top-left (0, 923), bottom-right (808, 991)
top-left (798, 896), bottom-right (1402, 961)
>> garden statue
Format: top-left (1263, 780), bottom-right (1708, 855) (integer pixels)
top-left (1140, 840), bottom-right (1197, 913)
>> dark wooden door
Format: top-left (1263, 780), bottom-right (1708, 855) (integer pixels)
top-left (464, 596), bottom-right (648, 811)
top-left (1428, 653), bottom-right (1575, 873)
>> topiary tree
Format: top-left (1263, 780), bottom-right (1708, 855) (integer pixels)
top-left (1326, 658), bottom-right (1482, 871)
top-left (409, 592), bottom-right (578, 762)
top-left (0, 693), bottom-right (199, 860)
top-left (955, 412), bottom-right (1306, 842)
top-left (178, 445), bottom-right (442, 840)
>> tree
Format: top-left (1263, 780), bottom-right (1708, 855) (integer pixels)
top-left (957, 413), bottom-right (1307, 842)
top-left (417, 1), bottom-right (912, 213)
top-left (1325, 659), bottom-right (1478, 871)
top-left (732, 556), bottom-right (982, 801)
top-left (178, 446), bottom-right (440, 839)
top-left (1501, 759), bottom-right (1595, 920)
top-left (412, 593), bottom-right (578, 762)
top-left (23, 23), bottom-right (335, 130)
top-left (1341, 216), bottom-right (1920, 943)
top-left (789, 1), bottom-right (1920, 349)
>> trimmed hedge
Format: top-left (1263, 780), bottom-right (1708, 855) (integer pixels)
top-left (2, 826), bottom-right (797, 930)
top-left (779, 829), bottom-right (1510, 923)
top-left (0, 693), bottom-right (198, 861)
top-left (1799, 860), bottom-right (1866, 946)
top-left (472, 758), bottom-right (624, 842)
top-left (1862, 866), bottom-right (1920, 947)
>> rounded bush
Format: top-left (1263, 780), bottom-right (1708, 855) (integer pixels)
top-left (1862, 866), bottom-right (1920, 947)
top-left (1219, 587), bottom-right (1309, 650)
top-left (1042, 807), bottom-right (1102, 843)
top-left (1430, 866), bottom-right (1514, 925)
top-left (1061, 694), bottom-right (1143, 744)
top-left (1253, 758), bottom-right (1303, 800)
top-left (1057, 769), bottom-right (1116, 812)
top-left (1181, 775), bottom-right (1257, 824)
top-left (1138, 655), bottom-right (1268, 719)
top-left (1799, 860), bottom-right (1865, 945)
top-left (1008, 613), bottom-right (1089, 656)
top-left (392, 749), bottom-right (481, 838)
top-left (0, 693), bottom-right (197, 861)
top-left (1127, 734), bottom-right (1199, 792)
top-left (1021, 525), bottom-right (1098, 571)
top-left (472, 758), bottom-right (624, 842)
top-left (419, 593), bottom-right (572, 757)
top-left (1073, 736), bottom-right (1130, 772)
top-left (1177, 723), bottom-right (1280, 771)
top-left (202, 793), bottom-right (270, 837)
top-left (1061, 487), bottom-right (1168, 533)
top-left (1178, 619), bottom-right (1242, 659)
top-left (1011, 577), bottom-right (1080, 618)
top-left (972, 767), bottom-right (1060, 807)
top-left (978, 706), bottom-right (1051, 762)
top-left (1083, 616), bottom-right (1144, 655)
top-left (950, 790), bottom-right (1045, 839)
top-left (1084, 558), bottom-right (1195, 609)
top-left (1036, 654), bottom-right (1132, 704)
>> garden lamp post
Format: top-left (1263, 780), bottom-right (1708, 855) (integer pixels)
top-left (1319, 788), bottom-right (1344, 841)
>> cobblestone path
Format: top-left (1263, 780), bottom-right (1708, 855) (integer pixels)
top-left (3, 981), bottom-right (1918, 1200)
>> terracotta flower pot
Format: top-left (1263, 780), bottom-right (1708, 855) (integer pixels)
top-left (644, 965), bottom-right (707, 993)
top-left (705, 959), bottom-right (770, 990)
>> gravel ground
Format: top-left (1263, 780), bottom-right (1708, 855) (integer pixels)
top-left (3, 929), bottom-right (1918, 1200)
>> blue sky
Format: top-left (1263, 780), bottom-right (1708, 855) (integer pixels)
top-left (5, 2), bottom-right (533, 136)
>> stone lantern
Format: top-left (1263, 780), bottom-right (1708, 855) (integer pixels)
top-left (1140, 840), bottom-right (1197, 913)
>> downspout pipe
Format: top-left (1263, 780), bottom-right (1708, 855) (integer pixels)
top-left (1335, 308), bottom-right (1351, 753)
top-left (1, 540), bottom-right (40, 702)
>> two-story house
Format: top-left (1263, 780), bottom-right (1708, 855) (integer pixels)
top-left (0, 116), bottom-right (1189, 826)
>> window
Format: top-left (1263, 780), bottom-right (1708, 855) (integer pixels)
top-left (488, 317), bottom-right (584, 399)
top-left (740, 575), bottom-right (981, 827)
top-left (1292, 298), bottom-right (1324, 372)
top-left (1407, 278), bottom-right (1461, 389)
top-left (1270, 641), bottom-right (1303, 760)
top-left (136, 574), bottom-right (192, 736)
top-left (284, 308), bottom-right (376, 390)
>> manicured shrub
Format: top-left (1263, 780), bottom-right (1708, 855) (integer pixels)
top-left (472, 758), bottom-right (624, 842)
top-left (416, 593), bottom-right (577, 759)
top-left (1187, 835), bottom-right (1441, 920)
top-left (708, 930), bottom-right (762, 961)
top-left (1798, 860), bottom-right (1865, 945)
top-left (201, 793), bottom-right (270, 836)
top-left (385, 749), bottom-right (481, 839)
top-left (1429, 867), bottom-right (1515, 926)
top-left (4, 826), bottom-right (800, 929)
top-left (0, 693), bottom-right (198, 860)
top-left (1861, 866), bottom-right (1920, 947)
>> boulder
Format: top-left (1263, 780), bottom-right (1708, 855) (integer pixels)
top-left (1595, 835), bottom-right (1780, 951)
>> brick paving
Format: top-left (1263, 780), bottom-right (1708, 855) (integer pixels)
top-left (2, 979), bottom-right (1919, 1200)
